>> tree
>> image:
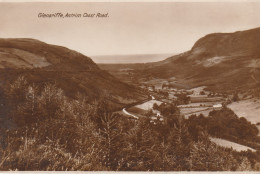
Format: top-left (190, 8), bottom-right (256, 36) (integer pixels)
top-left (7, 76), bottom-right (28, 103)
top-left (200, 91), bottom-right (205, 95)
top-left (15, 84), bottom-right (40, 126)
top-left (168, 115), bottom-right (192, 170)
top-left (189, 140), bottom-right (239, 171)
top-left (99, 113), bottom-right (122, 170)
top-left (186, 114), bottom-right (207, 142)
top-left (38, 84), bottom-right (65, 120)
top-left (175, 93), bottom-right (190, 105)
top-left (153, 103), bottom-right (159, 110)
top-left (233, 93), bottom-right (239, 102)
top-left (122, 117), bottom-right (156, 170)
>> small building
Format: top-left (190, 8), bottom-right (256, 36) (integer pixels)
top-left (148, 87), bottom-right (153, 91)
top-left (213, 104), bottom-right (222, 109)
top-left (148, 86), bottom-right (155, 92)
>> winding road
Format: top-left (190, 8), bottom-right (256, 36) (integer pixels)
top-left (122, 108), bottom-right (139, 119)
top-left (122, 95), bottom-right (155, 119)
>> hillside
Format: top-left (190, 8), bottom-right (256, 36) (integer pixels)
top-left (100, 27), bottom-right (260, 92)
top-left (148, 27), bottom-right (260, 91)
top-left (0, 38), bottom-right (146, 109)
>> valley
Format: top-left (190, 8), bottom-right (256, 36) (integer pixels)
top-left (99, 27), bottom-right (260, 155)
top-left (110, 69), bottom-right (260, 152)
top-left (0, 39), bottom-right (147, 112)
top-left (1, 27), bottom-right (260, 171)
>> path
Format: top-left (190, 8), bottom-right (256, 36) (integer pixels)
top-left (122, 95), bottom-right (155, 119)
top-left (122, 108), bottom-right (139, 119)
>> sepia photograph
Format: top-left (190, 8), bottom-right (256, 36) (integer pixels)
top-left (0, 0), bottom-right (260, 171)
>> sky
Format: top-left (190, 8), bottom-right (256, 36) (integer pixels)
top-left (1, 2), bottom-right (260, 63)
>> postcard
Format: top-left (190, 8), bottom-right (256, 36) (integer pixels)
top-left (0, 0), bottom-right (260, 172)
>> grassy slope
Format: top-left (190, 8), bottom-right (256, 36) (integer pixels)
top-left (227, 99), bottom-right (260, 124)
top-left (100, 27), bottom-right (260, 93)
top-left (0, 38), bottom-right (146, 109)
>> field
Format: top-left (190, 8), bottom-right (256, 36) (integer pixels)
top-left (178, 102), bottom-right (218, 107)
top-left (190, 96), bottom-right (224, 103)
top-left (188, 86), bottom-right (207, 96)
top-left (142, 78), bottom-right (172, 90)
top-left (127, 106), bottom-right (147, 115)
top-left (227, 99), bottom-right (260, 124)
top-left (126, 99), bottom-right (163, 116)
top-left (179, 107), bottom-right (213, 118)
top-left (227, 99), bottom-right (260, 135)
top-left (0, 48), bottom-right (51, 69)
top-left (210, 137), bottom-right (256, 152)
top-left (135, 99), bottom-right (162, 111)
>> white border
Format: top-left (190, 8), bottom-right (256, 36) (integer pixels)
top-left (0, 0), bottom-right (260, 173)
top-left (0, 0), bottom-right (260, 2)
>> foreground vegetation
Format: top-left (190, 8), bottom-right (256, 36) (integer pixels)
top-left (0, 76), bottom-right (260, 171)
top-left (186, 108), bottom-right (260, 150)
